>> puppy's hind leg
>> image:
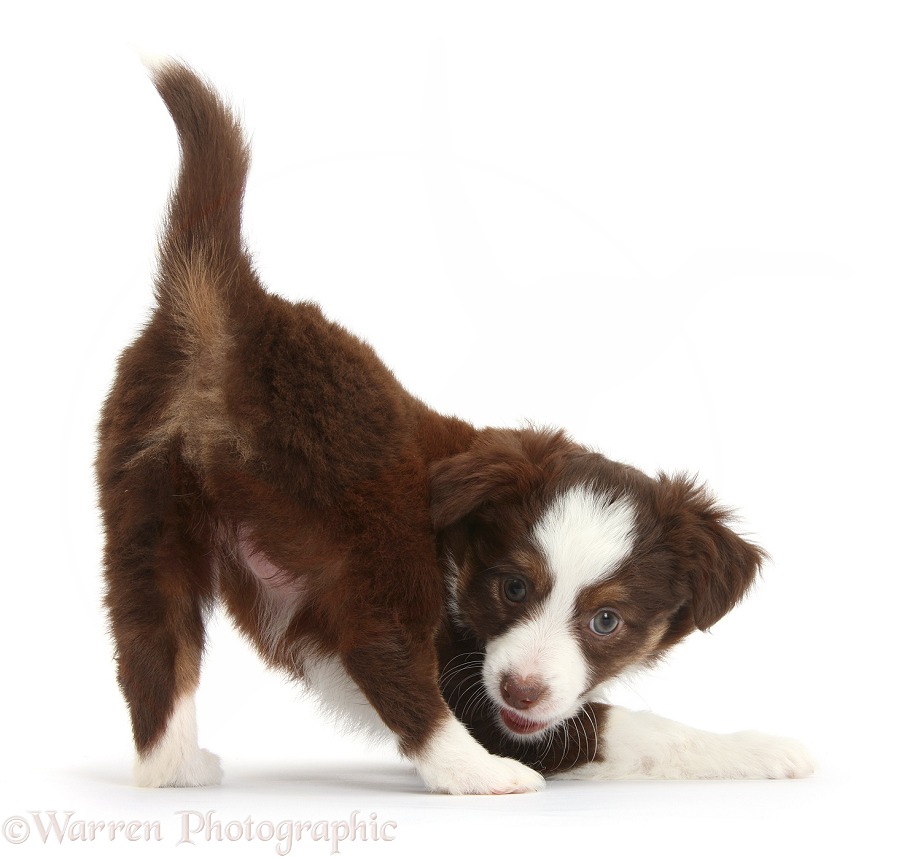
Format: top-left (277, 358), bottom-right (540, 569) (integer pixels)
top-left (99, 451), bottom-right (221, 788)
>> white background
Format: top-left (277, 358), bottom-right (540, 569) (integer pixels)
top-left (2, 2), bottom-right (913, 856)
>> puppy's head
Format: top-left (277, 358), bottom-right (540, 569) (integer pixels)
top-left (430, 428), bottom-right (765, 741)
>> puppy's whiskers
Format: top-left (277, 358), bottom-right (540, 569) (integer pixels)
top-left (580, 706), bottom-right (599, 765)
top-left (438, 652), bottom-right (484, 685)
top-left (449, 674), bottom-right (487, 720)
top-left (463, 682), bottom-right (495, 724)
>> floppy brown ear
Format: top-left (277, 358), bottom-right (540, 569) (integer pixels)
top-left (428, 428), bottom-right (571, 530)
top-left (657, 473), bottom-right (766, 631)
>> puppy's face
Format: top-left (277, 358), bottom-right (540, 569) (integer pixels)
top-left (431, 429), bottom-right (764, 741)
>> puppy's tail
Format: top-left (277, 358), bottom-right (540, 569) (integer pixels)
top-left (149, 60), bottom-right (257, 345)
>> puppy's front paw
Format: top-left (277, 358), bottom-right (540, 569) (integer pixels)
top-left (413, 717), bottom-right (544, 795)
top-left (558, 709), bottom-right (816, 780)
top-left (418, 751), bottom-right (544, 795)
top-left (726, 731), bottom-right (816, 779)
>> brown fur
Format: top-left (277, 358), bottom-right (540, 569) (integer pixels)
top-left (97, 63), bottom-right (764, 778)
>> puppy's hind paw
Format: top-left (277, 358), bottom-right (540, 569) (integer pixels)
top-left (134, 746), bottom-right (224, 788)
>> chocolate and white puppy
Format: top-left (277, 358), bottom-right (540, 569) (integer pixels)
top-left (97, 62), bottom-right (813, 794)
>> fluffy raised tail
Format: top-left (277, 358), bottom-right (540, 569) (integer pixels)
top-left (149, 60), bottom-right (256, 343)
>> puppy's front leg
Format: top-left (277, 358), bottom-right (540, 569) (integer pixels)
top-left (412, 711), bottom-right (546, 795)
top-left (343, 632), bottom-right (544, 795)
top-left (554, 706), bottom-right (815, 780)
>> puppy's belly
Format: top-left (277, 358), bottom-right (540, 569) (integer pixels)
top-left (236, 532), bottom-right (309, 660)
top-left (235, 533), bottom-right (391, 742)
top-left (300, 655), bottom-right (393, 743)
top-left (239, 530), bottom-right (304, 596)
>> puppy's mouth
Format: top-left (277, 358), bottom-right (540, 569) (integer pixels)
top-left (499, 707), bottom-right (553, 736)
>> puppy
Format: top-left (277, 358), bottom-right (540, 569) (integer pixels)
top-left (97, 62), bottom-right (814, 794)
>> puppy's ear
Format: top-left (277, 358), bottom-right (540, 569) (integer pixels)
top-left (657, 474), bottom-right (766, 631)
top-left (429, 428), bottom-right (570, 530)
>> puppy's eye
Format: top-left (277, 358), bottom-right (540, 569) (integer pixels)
top-left (502, 577), bottom-right (528, 603)
top-left (589, 609), bottom-right (621, 636)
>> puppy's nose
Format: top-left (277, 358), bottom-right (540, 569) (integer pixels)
top-left (500, 674), bottom-right (545, 710)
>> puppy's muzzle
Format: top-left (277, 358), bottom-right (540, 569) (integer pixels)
top-left (500, 674), bottom-right (545, 711)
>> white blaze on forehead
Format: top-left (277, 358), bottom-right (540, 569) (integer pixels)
top-left (533, 485), bottom-right (637, 594)
top-left (482, 486), bottom-right (637, 730)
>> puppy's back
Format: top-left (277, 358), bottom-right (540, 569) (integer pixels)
top-left (99, 63), bottom-right (457, 501)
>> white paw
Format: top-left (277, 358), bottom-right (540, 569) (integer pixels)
top-left (413, 717), bottom-right (544, 795)
top-left (724, 731), bottom-right (816, 779)
top-left (554, 708), bottom-right (816, 781)
top-left (132, 694), bottom-right (223, 787)
top-left (135, 746), bottom-right (224, 788)
top-left (418, 750), bottom-right (544, 795)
